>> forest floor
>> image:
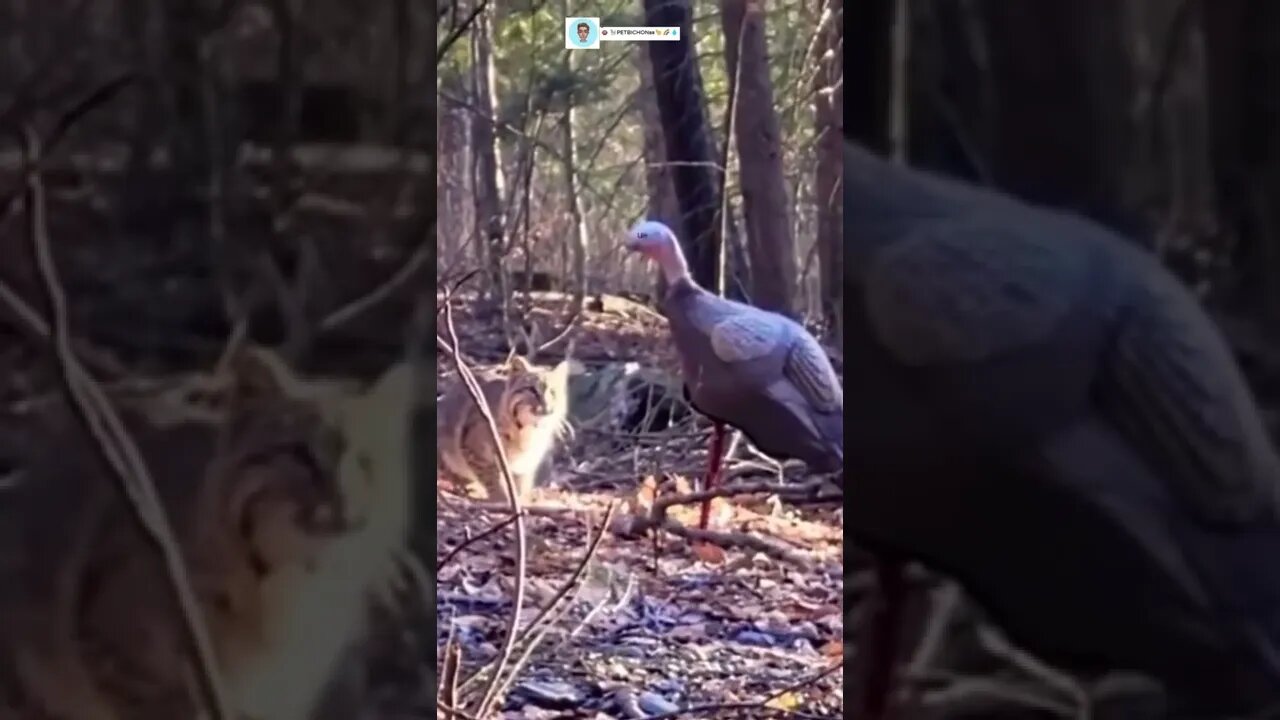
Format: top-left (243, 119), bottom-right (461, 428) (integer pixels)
top-left (432, 293), bottom-right (1178, 720)
top-left (433, 293), bottom-right (845, 719)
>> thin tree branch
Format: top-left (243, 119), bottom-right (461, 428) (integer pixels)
top-left (438, 272), bottom-right (531, 718)
top-left (21, 126), bottom-right (233, 720)
top-left (436, 0), bottom-right (489, 65)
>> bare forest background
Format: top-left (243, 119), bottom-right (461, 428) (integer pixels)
top-left (438, 0), bottom-right (1280, 427)
top-left (854, 0), bottom-right (1280, 420)
top-left (0, 0), bottom-right (1274, 716)
top-left (0, 0), bottom-right (436, 391)
top-left (0, 2), bottom-right (1275, 399)
top-left (436, 0), bottom-right (845, 353)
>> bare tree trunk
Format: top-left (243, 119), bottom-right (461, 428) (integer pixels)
top-left (469, 3), bottom-right (507, 306)
top-left (720, 0), bottom-right (797, 316)
top-left (889, 0), bottom-right (910, 161)
top-left (635, 50), bottom-right (681, 234)
top-left (390, 0), bottom-right (410, 146)
top-left (160, 0), bottom-right (210, 189)
top-left (1123, 0), bottom-right (1218, 288)
top-left (437, 83), bottom-right (471, 273)
top-left (559, 0), bottom-right (587, 331)
top-left (814, 0), bottom-right (843, 342)
top-left (1202, 0), bottom-right (1280, 322)
top-left (848, 0), bottom-right (894, 154)
top-left (978, 1), bottom-right (1140, 235)
top-left (263, 0), bottom-right (312, 362)
top-left (642, 0), bottom-right (721, 291)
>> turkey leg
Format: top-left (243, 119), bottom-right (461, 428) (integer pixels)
top-left (862, 557), bottom-right (906, 719)
top-left (698, 422), bottom-right (727, 529)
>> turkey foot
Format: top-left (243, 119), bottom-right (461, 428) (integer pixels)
top-left (698, 422), bottom-right (727, 529)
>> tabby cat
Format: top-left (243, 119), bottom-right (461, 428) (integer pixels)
top-left (437, 355), bottom-right (571, 503)
top-left (0, 347), bottom-right (350, 720)
top-left (223, 360), bottom-right (422, 720)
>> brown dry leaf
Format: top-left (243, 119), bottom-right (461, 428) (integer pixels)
top-left (432, 294), bottom-right (845, 718)
top-left (708, 497), bottom-right (735, 526)
top-left (692, 541), bottom-right (727, 564)
top-left (633, 474), bottom-right (659, 510)
top-left (781, 599), bottom-right (842, 621)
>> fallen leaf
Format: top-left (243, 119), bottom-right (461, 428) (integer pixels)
top-left (633, 475), bottom-right (659, 510)
top-left (692, 542), bottom-right (727, 564)
top-left (766, 691), bottom-right (802, 710)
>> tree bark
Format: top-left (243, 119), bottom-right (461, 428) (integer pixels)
top-left (814, 0), bottom-right (843, 342)
top-left (642, 0), bottom-right (721, 291)
top-left (977, 1), bottom-right (1139, 235)
top-left (469, 3), bottom-right (507, 305)
top-left (437, 79), bottom-right (471, 273)
top-left (635, 50), bottom-right (681, 235)
top-left (1202, 0), bottom-right (1280, 322)
top-left (559, 0), bottom-right (587, 331)
top-left (720, 0), bottom-right (797, 316)
top-left (848, 0), bottom-right (894, 153)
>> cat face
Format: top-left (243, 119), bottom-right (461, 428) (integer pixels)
top-left (503, 356), bottom-right (570, 431)
top-left (210, 349), bottom-right (351, 573)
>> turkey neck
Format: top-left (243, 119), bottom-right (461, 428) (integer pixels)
top-left (653, 238), bottom-right (692, 286)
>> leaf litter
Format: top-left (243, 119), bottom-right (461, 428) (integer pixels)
top-left (435, 292), bottom-right (844, 718)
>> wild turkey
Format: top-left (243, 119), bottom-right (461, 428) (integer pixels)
top-left (623, 220), bottom-right (844, 529)
top-left (845, 140), bottom-right (1280, 717)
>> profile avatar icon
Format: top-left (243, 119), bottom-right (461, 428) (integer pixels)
top-left (565, 17), bottom-right (599, 49)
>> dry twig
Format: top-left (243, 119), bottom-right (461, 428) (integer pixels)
top-left (319, 233), bottom-right (434, 333)
top-left (436, 511), bottom-right (522, 571)
top-left (639, 660), bottom-right (844, 720)
top-left (487, 502), bottom-right (620, 706)
top-left (438, 272), bottom-right (532, 718)
top-left (21, 127), bottom-right (232, 720)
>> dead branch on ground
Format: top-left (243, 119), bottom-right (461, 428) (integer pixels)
top-left (436, 511), bottom-right (522, 571)
top-left (637, 659), bottom-right (844, 720)
top-left (628, 476), bottom-right (836, 566)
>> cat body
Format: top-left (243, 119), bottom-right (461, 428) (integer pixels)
top-left (437, 356), bottom-right (570, 503)
top-left (0, 349), bottom-right (351, 720)
top-left (224, 361), bottom-right (420, 720)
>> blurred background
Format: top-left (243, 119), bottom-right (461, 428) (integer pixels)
top-left (0, 0), bottom-right (435, 389)
top-left (436, 0), bottom-right (844, 348)
top-left (852, 0), bottom-right (1280, 424)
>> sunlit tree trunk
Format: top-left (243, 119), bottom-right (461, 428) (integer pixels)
top-left (560, 0), bottom-right (588, 323)
top-left (720, 0), bottom-right (797, 316)
top-left (814, 0), bottom-right (843, 342)
top-left (469, 3), bottom-right (507, 306)
top-left (635, 51), bottom-right (681, 234)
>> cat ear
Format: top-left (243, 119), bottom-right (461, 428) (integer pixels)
top-left (548, 360), bottom-right (571, 385)
top-left (508, 355), bottom-right (533, 373)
